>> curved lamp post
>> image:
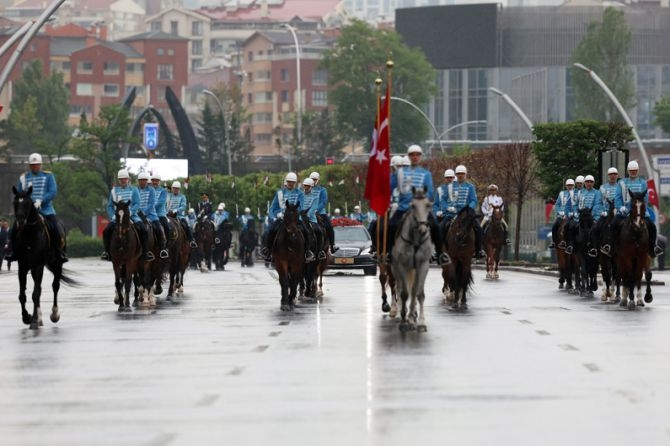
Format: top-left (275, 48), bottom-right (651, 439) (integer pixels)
top-left (280, 23), bottom-right (301, 172)
top-left (438, 120), bottom-right (488, 140)
top-left (202, 89), bottom-right (232, 176)
top-left (489, 87), bottom-right (534, 134)
top-left (390, 96), bottom-right (443, 152)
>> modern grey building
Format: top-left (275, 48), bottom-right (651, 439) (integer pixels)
top-left (396, 3), bottom-right (670, 145)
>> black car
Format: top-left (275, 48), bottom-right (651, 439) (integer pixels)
top-left (329, 225), bottom-right (377, 276)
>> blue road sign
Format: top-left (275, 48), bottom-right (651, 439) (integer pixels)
top-left (144, 123), bottom-right (159, 150)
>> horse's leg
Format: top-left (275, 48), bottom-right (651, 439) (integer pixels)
top-left (389, 272), bottom-right (398, 319)
top-left (644, 267), bottom-right (653, 303)
top-left (18, 263), bottom-right (31, 325)
top-left (49, 261), bottom-right (62, 323)
top-left (29, 265), bottom-right (45, 329)
top-left (397, 278), bottom-right (410, 332)
top-left (416, 267), bottom-right (428, 332)
top-left (278, 264), bottom-right (291, 311)
top-left (379, 269), bottom-right (390, 313)
top-left (407, 271), bottom-right (418, 329)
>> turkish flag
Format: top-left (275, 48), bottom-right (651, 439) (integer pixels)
top-left (647, 178), bottom-right (660, 208)
top-left (364, 83), bottom-right (391, 216)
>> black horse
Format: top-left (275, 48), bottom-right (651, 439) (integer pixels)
top-left (11, 186), bottom-right (77, 328)
top-left (239, 225), bottom-right (259, 267)
top-left (444, 206), bottom-right (477, 310)
top-left (576, 208), bottom-right (598, 297)
top-left (214, 221), bottom-right (232, 271)
top-left (272, 203), bottom-right (305, 311)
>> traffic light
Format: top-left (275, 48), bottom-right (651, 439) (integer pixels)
top-left (326, 157), bottom-right (334, 165)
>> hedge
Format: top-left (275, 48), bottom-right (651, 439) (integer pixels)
top-left (67, 229), bottom-right (102, 258)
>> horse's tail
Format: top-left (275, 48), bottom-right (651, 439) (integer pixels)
top-left (51, 266), bottom-right (81, 287)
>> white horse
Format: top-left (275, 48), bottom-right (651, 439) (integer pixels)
top-left (391, 187), bottom-right (433, 332)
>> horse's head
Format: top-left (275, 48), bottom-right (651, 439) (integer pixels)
top-left (114, 200), bottom-right (132, 226)
top-left (12, 185), bottom-right (37, 229)
top-left (628, 189), bottom-right (647, 228)
top-left (578, 207), bottom-right (594, 228)
top-left (283, 201), bottom-right (300, 229)
top-left (491, 204), bottom-right (503, 222)
top-left (410, 186), bottom-right (432, 235)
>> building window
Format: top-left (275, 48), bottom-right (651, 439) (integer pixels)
top-left (170, 21), bottom-right (178, 35)
top-left (103, 84), bottom-right (119, 97)
top-left (103, 62), bottom-right (119, 75)
top-left (168, 48), bottom-right (174, 56)
top-left (247, 51), bottom-right (253, 62)
top-left (312, 69), bottom-right (327, 85)
top-left (77, 61), bottom-right (93, 74)
top-left (247, 93), bottom-right (253, 104)
top-left (157, 86), bottom-right (167, 103)
top-left (157, 48), bottom-right (164, 56)
top-left (126, 63), bottom-right (144, 74)
top-left (281, 68), bottom-right (289, 82)
top-left (150, 22), bottom-right (162, 32)
top-left (191, 59), bottom-right (202, 72)
top-left (254, 91), bottom-right (273, 103)
top-left (70, 104), bottom-right (92, 116)
top-left (192, 21), bottom-right (203, 36)
top-left (312, 90), bottom-right (328, 107)
top-left (125, 85), bottom-right (144, 96)
top-left (281, 90), bottom-right (288, 102)
top-left (254, 112), bottom-right (273, 123)
top-left (62, 61), bottom-right (70, 71)
top-left (256, 133), bottom-right (272, 143)
top-left (192, 40), bottom-right (203, 55)
top-left (76, 83), bottom-right (93, 96)
top-left (466, 69), bottom-right (487, 140)
top-left (157, 64), bottom-right (174, 81)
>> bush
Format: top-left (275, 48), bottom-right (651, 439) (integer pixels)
top-left (67, 229), bottom-right (102, 258)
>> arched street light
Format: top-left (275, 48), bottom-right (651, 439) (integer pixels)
top-left (202, 89), bottom-right (232, 176)
top-left (390, 96), bottom-right (444, 152)
top-left (280, 23), bottom-right (301, 172)
top-left (437, 120), bottom-right (488, 140)
top-left (489, 87), bottom-right (534, 134)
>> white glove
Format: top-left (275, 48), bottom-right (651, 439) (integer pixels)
top-left (276, 212), bottom-right (284, 219)
top-left (558, 211), bottom-right (565, 217)
top-left (436, 211), bottom-right (443, 218)
top-left (447, 207), bottom-right (456, 213)
top-left (390, 203), bottom-right (398, 212)
top-left (619, 206), bottom-right (628, 215)
top-left (601, 211), bottom-right (607, 217)
top-left (34, 199), bottom-right (42, 210)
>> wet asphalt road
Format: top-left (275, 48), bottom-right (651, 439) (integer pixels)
top-left (1, 259), bottom-right (670, 446)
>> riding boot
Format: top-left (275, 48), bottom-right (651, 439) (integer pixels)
top-left (302, 223), bottom-right (316, 262)
top-left (368, 220), bottom-right (378, 254)
top-left (135, 223), bottom-right (154, 262)
top-left (101, 222), bottom-right (114, 261)
top-left (474, 222), bottom-right (485, 259)
top-left (153, 221), bottom-right (168, 258)
top-left (181, 221), bottom-right (197, 248)
top-left (646, 218), bottom-right (663, 257)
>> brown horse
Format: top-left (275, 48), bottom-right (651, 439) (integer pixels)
top-left (134, 219), bottom-right (160, 307)
top-left (614, 190), bottom-right (652, 309)
top-left (483, 204), bottom-right (505, 280)
top-left (444, 206), bottom-right (476, 310)
top-left (313, 214), bottom-right (331, 299)
top-left (556, 216), bottom-right (580, 292)
top-left (166, 217), bottom-right (191, 301)
top-left (597, 199), bottom-right (618, 303)
top-left (374, 213), bottom-right (397, 315)
top-left (194, 215), bottom-right (215, 271)
top-left (273, 202), bottom-right (305, 311)
top-left (111, 200), bottom-right (142, 312)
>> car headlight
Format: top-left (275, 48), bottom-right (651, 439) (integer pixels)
top-left (360, 247), bottom-right (371, 255)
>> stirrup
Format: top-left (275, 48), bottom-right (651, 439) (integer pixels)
top-left (160, 249), bottom-right (169, 259)
top-left (190, 240), bottom-right (198, 248)
top-left (305, 250), bottom-right (315, 262)
top-left (215, 237), bottom-right (221, 244)
top-left (439, 253), bottom-right (451, 265)
top-left (548, 242), bottom-right (555, 249)
top-left (318, 251), bottom-right (327, 260)
top-left (260, 246), bottom-right (269, 257)
top-left (100, 251), bottom-right (110, 261)
top-left (588, 248), bottom-right (598, 258)
top-left (653, 245), bottom-right (664, 257)
top-left (475, 249), bottom-right (485, 259)
top-left (565, 245), bottom-right (573, 255)
top-left (331, 245), bottom-right (339, 253)
top-left (142, 251), bottom-right (155, 261)
top-left (558, 241), bottom-right (566, 249)
top-left (600, 244), bottom-right (611, 255)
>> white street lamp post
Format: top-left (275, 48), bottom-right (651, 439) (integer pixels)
top-left (281, 23), bottom-right (301, 172)
top-left (438, 120), bottom-right (488, 140)
top-left (202, 89), bottom-right (232, 176)
top-left (489, 87), bottom-right (534, 134)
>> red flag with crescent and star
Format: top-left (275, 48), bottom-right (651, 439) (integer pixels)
top-left (647, 178), bottom-right (660, 208)
top-left (364, 82), bottom-right (391, 216)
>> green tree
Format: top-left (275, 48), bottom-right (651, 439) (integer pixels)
top-left (299, 109), bottom-right (347, 167)
top-left (196, 101), bottom-right (226, 172)
top-left (571, 7), bottom-right (635, 121)
top-left (320, 20), bottom-right (437, 151)
top-left (653, 96), bottom-right (670, 134)
top-left (532, 121), bottom-right (633, 198)
top-left (0, 60), bottom-right (71, 158)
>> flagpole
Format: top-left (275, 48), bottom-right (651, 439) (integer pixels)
top-left (382, 58), bottom-right (393, 263)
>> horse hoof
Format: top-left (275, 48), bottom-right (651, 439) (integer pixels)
top-left (30, 321), bottom-right (39, 330)
top-left (627, 301), bottom-right (636, 310)
top-left (389, 309), bottom-right (398, 319)
top-left (118, 306), bottom-right (124, 313)
top-left (381, 302), bottom-right (391, 313)
top-left (644, 295), bottom-right (653, 303)
top-left (114, 295), bottom-right (120, 305)
top-left (155, 285), bottom-right (163, 295)
top-left (280, 304), bottom-right (292, 312)
top-left (637, 300), bottom-right (645, 307)
top-left (133, 299), bottom-right (139, 307)
top-left (398, 322), bottom-right (410, 332)
top-left (417, 324), bottom-right (427, 332)
top-left (50, 312), bottom-right (60, 323)
top-left (22, 312), bottom-right (31, 325)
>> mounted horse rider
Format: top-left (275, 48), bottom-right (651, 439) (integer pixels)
top-left (349, 205), bottom-right (368, 224)
top-left (151, 172), bottom-right (173, 244)
top-left (6, 153), bottom-right (68, 263)
top-left (575, 175), bottom-right (602, 257)
top-left (442, 164), bottom-right (486, 259)
top-left (593, 167), bottom-right (619, 256)
top-left (238, 207), bottom-right (255, 232)
top-left (549, 178), bottom-right (577, 253)
top-left (309, 171), bottom-right (338, 254)
top-left (480, 184), bottom-right (511, 245)
top-left (301, 178), bottom-right (325, 260)
top-left (101, 169), bottom-right (153, 262)
top-left (196, 193), bottom-right (213, 220)
top-left (606, 160), bottom-right (663, 258)
top-left (137, 172), bottom-right (168, 259)
top-left (166, 181), bottom-right (198, 249)
top-left (187, 208), bottom-right (197, 229)
top-left (260, 172), bottom-right (315, 262)
top-left (386, 144), bottom-right (440, 262)
top-left (432, 168), bottom-right (456, 264)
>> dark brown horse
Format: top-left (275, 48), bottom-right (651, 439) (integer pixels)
top-left (445, 206), bottom-right (477, 310)
top-left (614, 190), bottom-right (652, 309)
top-left (214, 221), bottom-right (232, 270)
top-left (166, 217), bottom-right (190, 301)
top-left (239, 225), bottom-right (258, 267)
top-left (111, 200), bottom-right (142, 312)
top-left (11, 186), bottom-right (77, 328)
top-left (483, 204), bottom-right (505, 280)
top-left (194, 215), bottom-right (215, 271)
top-left (273, 202), bottom-right (305, 311)
top-left (556, 217), bottom-right (580, 293)
top-left (374, 213), bottom-right (397, 315)
top-left (597, 199), bottom-right (618, 303)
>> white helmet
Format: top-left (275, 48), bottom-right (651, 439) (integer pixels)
top-left (407, 144), bottom-right (423, 155)
top-left (309, 171), bottom-right (320, 180)
top-left (455, 165), bottom-right (467, 174)
top-left (28, 153), bottom-right (43, 164)
top-left (391, 155), bottom-right (403, 167)
top-left (151, 172), bottom-right (161, 180)
top-left (575, 175), bottom-right (585, 184)
top-left (217, 204), bottom-right (224, 211)
top-left (444, 169), bottom-right (455, 178)
top-left (303, 178), bottom-right (314, 187)
top-left (627, 160), bottom-right (639, 171)
top-left (219, 202), bottom-right (225, 209)
top-left (244, 207), bottom-right (251, 213)
top-left (172, 181), bottom-right (181, 189)
top-left (334, 208), bottom-right (341, 214)
top-left (285, 172), bottom-right (298, 183)
top-left (565, 179), bottom-right (575, 186)
top-left (607, 167), bottom-right (619, 175)
top-left (584, 174), bottom-right (595, 182)
top-left (188, 208), bottom-right (194, 214)
top-left (117, 169), bottom-right (130, 179)
top-left (401, 156), bottom-right (411, 166)
top-left (354, 205), bottom-right (361, 211)
top-left (488, 184), bottom-right (498, 191)
top-left (137, 172), bottom-right (150, 180)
